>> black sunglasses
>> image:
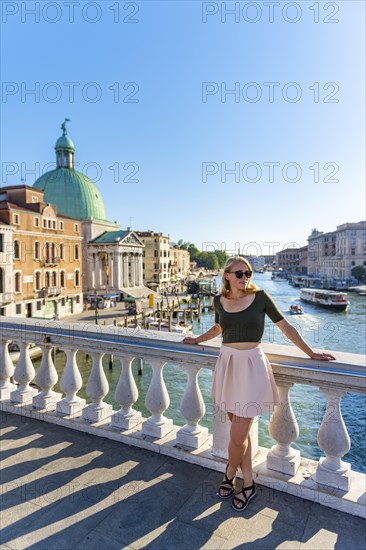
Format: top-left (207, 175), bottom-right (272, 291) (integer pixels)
top-left (228, 270), bottom-right (253, 279)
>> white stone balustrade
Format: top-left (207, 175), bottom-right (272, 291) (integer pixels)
top-left (0, 317), bottom-right (365, 518)
top-left (0, 340), bottom-right (16, 400)
top-left (83, 352), bottom-right (113, 423)
top-left (142, 358), bottom-right (174, 438)
top-left (11, 343), bottom-right (38, 404)
top-left (267, 381), bottom-right (301, 475)
top-left (33, 345), bottom-right (61, 410)
top-left (56, 348), bottom-right (86, 416)
top-left (177, 365), bottom-right (209, 449)
top-left (111, 355), bottom-right (141, 430)
top-left (315, 387), bottom-right (352, 491)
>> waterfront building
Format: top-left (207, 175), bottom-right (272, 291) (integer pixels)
top-left (276, 246), bottom-right (308, 275)
top-left (246, 256), bottom-right (265, 271)
top-left (0, 186), bottom-right (83, 318)
top-left (0, 222), bottom-right (14, 316)
top-left (169, 243), bottom-right (190, 284)
top-left (263, 255), bottom-right (275, 267)
top-left (308, 222), bottom-right (366, 279)
top-left (32, 121), bottom-right (151, 301)
top-left (137, 231), bottom-right (171, 291)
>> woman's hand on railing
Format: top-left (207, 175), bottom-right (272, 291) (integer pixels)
top-left (309, 351), bottom-right (336, 361)
top-left (182, 336), bottom-right (198, 345)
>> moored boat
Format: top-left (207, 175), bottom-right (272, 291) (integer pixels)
top-left (271, 271), bottom-right (287, 281)
top-left (300, 289), bottom-right (350, 311)
top-left (144, 317), bottom-right (193, 334)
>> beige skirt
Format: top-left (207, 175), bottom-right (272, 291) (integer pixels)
top-left (211, 345), bottom-right (280, 417)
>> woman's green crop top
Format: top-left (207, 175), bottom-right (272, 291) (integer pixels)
top-left (214, 290), bottom-right (285, 343)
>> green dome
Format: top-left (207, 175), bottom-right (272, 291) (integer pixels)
top-left (33, 168), bottom-right (106, 221)
top-left (55, 135), bottom-right (75, 151)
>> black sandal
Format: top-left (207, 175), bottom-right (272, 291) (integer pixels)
top-left (217, 464), bottom-right (236, 499)
top-left (232, 481), bottom-right (256, 511)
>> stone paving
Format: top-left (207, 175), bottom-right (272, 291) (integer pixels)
top-left (1, 413), bottom-right (365, 550)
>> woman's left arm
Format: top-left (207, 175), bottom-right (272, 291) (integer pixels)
top-left (275, 318), bottom-right (336, 361)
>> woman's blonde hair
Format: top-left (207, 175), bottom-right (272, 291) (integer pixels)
top-left (221, 256), bottom-right (258, 296)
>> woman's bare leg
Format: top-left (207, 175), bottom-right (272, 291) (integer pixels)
top-left (219, 414), bottom-right (253, 497)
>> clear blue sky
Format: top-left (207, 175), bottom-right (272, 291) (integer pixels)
top-left (1, 0), bottom-right (365, 256)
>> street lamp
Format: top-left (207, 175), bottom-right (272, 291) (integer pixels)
top-left (94, 291), bottom-right (99, 324)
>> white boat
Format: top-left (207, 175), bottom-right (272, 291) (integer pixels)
top-left (144, 316), bottom-right (193, 334)
top-left (300, 289), bottom-right (349, 311)
top-left (288, 276), bottom-right (306, 288)
top-left (271, 271), bottom-right (287, 281)
top-left (146, 321), bottom-right (192, 334)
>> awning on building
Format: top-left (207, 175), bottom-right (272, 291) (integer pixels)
top-left (121, 286), bottom-right (157, 299)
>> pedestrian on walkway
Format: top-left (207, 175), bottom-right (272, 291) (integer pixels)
top-left (183, 256), bottom-right (335, 512)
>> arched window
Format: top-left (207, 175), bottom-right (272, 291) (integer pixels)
top-left (52, 271), bottom-right (57, 286)
top-left (52, 243), bottom-right (57, 262)
top-left (0, 268), bottom-right (4, 293)
top-left (60, 271), bottom-right (66, 287)
top-left (75, 270), bottom-right (80, 287)
top-left (45, 242), bottom-right (50, 263)
top-left (14, 272), bottom-right (21, 292)
top-left (14, 240), bottom-right (20, 260)
top-left (60, 243), bottom-right (64, 260)
top-left (74, 244), bottom-right (79, 260)
top-left (35, 272), bottom-right (41, 290)
top-left (34, 241), bottom-right (41, 260)
top-left (45, 272), bottom-right (50, 288)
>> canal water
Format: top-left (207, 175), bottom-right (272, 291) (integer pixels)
top-left (33, 272), bottom-right (366, 473)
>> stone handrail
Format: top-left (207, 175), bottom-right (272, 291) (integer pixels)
top-left (0, 317), bottom-right (365, 517)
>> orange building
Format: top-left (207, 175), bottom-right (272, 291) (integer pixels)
top-left (0, 185), bottom-right (83, 318)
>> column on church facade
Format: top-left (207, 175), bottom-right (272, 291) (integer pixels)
top-left (94, 253), bottom-right (101, 289)
top-left (137, 253), bottom-right (143, 286)
top-left (113, 252), bottom-right (119, 290)
top-left (123, 253), bottom-right (129, 287)
top-left (91, 253), bottom-right (96, 289)
top-left (131, 253), bottom-right (136, 287)
top-left (118, 252), bottom-right (123, 289)
top-left (108, 253), bottom-right (113, 288)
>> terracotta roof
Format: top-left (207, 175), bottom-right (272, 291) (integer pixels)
top-left (0, 201), bottom-right (32, 212)
top-left (0, 184), bottom-right (44, 193)
top-left (0, 200), bottom-right (79, 221)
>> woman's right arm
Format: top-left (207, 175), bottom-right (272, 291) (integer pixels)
top-left (182, 323), bottom-right (222, 344)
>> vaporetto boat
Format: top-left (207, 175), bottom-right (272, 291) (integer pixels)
top-left (300, 288), bottom-right (350, 311)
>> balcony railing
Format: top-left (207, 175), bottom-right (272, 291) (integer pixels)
top-left (0, 317), bottom-right (365, 518)
top-left (41, 286), bottom-right (62, 297)
top-left (0, 292), bottom-right (15, 305)
top-left (40, 257), bottom-right (60, 267)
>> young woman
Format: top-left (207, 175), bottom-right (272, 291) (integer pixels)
top-left (183, 256), bottom-right (335, 512)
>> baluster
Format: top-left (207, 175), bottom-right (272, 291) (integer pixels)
top-left (111, 355), bottom-right (141, 430)
top-left (56, 348), bottom-right (86, 416)
top-left (267, 381), bottom-right (301, 475)
top-left (315, 388), bottom-right (351, 491)
top-left (142, 358), bottom-right (173, 438)
top-left (176, 366), bottom-right (209, 449)
top-left (0, 340), bottom-right (16, 400)
top-left (33, 345), bottom-right (61, 410)
top-left (11, 342), bottom-right (38, 404)
top-left (82, 352), bottom-right (113, 423)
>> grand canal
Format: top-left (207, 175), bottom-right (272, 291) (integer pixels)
top-left (33, 272), bottom-right (366, 472)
